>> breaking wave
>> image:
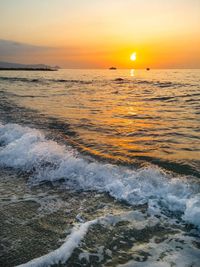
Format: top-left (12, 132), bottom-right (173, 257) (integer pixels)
top-left (0, 122), bottom-right (200, 228)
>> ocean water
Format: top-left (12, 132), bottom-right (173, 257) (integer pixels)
top-left (0, 69), bottom-right (200, 266)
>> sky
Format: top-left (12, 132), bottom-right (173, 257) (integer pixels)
top-left (0, 0), bottom-right (200, 68)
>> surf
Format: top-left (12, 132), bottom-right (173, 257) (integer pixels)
top-left (0, 122), bottom-right (199, 229)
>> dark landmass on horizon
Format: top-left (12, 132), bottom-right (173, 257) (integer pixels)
top-left (0, 68), bottom-right (57, 71)
top-left (0, 61), bottom-right (59, 71)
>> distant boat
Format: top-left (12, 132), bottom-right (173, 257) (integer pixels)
top-left (146, 68), bottom-right (150, 71)
top-left (109, 67), bottom-right (117, 70)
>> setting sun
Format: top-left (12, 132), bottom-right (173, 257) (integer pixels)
top-left (130, 52), bottom-right (137, 61)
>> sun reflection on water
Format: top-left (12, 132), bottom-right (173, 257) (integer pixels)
top-left (130, 69), bottom-right (135, 77)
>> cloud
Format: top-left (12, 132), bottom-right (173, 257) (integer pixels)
top-left (0, 39), bottom-right (50, 55)
top-left (0, 39), bottom-right (111, 67)
top-left (0, 39), bottom-right (55, 63)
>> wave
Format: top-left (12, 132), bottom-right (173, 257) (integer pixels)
top-left (0, 76), bottom-right (92, 84)
top-left (113, 78), bottom-right (193, 88)
top-left (0, 76), bottom-right (193, 88)
top-left (147, 96), bottom-right (176, 101)
top-left (56, 79), bottom-right (92, 84)
top-left (0, 77), bottom-right (41, 83)
top-left (0, 122), bottom-right (200, 228)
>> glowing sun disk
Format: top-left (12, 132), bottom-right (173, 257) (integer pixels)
top-left (130, 52), bottom-right (136, 61)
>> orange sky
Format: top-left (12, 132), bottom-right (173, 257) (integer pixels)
top-left (0, 0), bottom-right (200, 68)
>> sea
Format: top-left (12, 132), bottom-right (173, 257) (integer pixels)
top-left (0, 69), bottom-right (200, 267)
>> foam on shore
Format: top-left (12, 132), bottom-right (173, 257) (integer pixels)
top-left (17, 219), bottom-right (97, 267)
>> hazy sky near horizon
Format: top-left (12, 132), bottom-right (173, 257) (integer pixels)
top-left (0, 0), bottom-right (200, 68)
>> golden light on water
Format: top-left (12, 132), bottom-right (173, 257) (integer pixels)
top-left (130, 52), bottom-right (137, 61)
top-left (130, 69), bottom-right (135, 77)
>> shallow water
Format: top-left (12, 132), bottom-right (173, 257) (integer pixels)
top-left (0, 69), bottom-right (200, 266)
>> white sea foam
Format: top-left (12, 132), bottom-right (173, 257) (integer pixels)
top-left (183, 194), bottom-right (200, 227)
top-left (16, 211), bottom-right (200, 267)
top-left (0, 123), bottom-right (200, 228)
top-left (117, 233), bottom-right (200, 267)
top-left (16, 219), bottom-right (97, 267)
top-left (16, 211), bottom-right (155, 267)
